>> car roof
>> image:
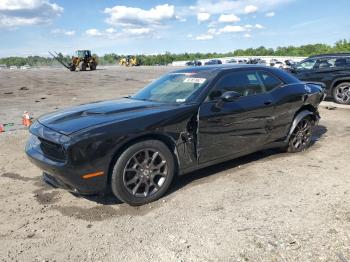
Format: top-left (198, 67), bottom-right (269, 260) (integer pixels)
top-left (171, 64), bottom-right (300, 84)
top-left (309, 53), bottom-right (350, 58)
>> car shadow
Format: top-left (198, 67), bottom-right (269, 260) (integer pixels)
top-left (167, 124), bottom-right (328, 197)
top-left (83, 124), bottom-right (328, 205)
top-left (81, 189), bottom-right (123, 205)
top-left (168, 149), bottom-right (282, 195)
top-left (311, 124), bottom-right (327, 145)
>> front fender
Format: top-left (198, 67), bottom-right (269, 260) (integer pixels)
top-left (285, 110), bottom-right (320, 143)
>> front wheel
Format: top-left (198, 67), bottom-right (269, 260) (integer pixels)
top-left (332, 82), bottom-right (350, 104)
top-left (287, 117), bottom-right (314, 153)
top-left (69, 63), bottom-right (76, 71)
top-left (79, 61), bottom-right (87, 71)
top-left (110, 140), bottom-right (175, 206)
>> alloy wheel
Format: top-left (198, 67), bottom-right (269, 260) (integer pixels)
top-left (290, 119), bottom-right (312, 151)
top-left (334, 84), bottom-right (350, 104)
top-left (122, 149), bottom-right (168, 198)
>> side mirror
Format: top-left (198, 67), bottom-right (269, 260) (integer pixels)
top-left (221, 91), bottom-right (241, 102)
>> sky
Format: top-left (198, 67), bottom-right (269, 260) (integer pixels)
top-left (0, 0), bottom-right (350, 57)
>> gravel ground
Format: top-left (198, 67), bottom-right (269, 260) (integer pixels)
top-left (0, 67), bottom-right (349, 262)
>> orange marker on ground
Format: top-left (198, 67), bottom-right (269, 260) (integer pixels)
top-left (22, 111), bottom-right (32, 127)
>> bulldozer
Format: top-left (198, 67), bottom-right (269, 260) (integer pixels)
top-left (49, 50), bottom-right (98, 71)
top-left (119, 55), bottom-right (139, 67)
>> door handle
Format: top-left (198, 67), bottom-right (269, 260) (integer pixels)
top-left (264, 100), bottom-right (272, 105)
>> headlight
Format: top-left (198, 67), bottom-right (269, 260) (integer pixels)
top-left (29, 120), bottom-right (70, 144)
top-left (26, 134), bottom-right (40, 150)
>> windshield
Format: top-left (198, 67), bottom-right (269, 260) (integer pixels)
top-left (76, 50), bottom-right (90, 58)
top-left (132, 73), bottom-right (208, 103)
top-left (295, 59), bottom-right (317, 70)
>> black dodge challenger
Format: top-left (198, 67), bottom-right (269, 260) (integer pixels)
top-left (26, 65), bottom-right (325, 205)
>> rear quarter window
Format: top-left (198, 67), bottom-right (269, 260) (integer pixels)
top-left (258, 71), bottom-right (283, 92)
top-left (334, 57), bottom-right (350, 68)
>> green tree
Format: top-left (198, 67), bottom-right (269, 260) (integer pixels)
top-left (1, 40), bottom-right (350, 67)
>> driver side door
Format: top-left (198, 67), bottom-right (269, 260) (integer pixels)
top-left (197, 70), bottom-right (275, 164)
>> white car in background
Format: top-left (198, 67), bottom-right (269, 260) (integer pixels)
top-left (226, 59), bottom-right (238, 64)
top-left (257, 59), bottom-right (268, 66)
top-left (20, 65), bottom-right (30, 70)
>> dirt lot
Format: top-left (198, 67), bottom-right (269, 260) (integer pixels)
top-left (0, 67), bottom-right (350, 262)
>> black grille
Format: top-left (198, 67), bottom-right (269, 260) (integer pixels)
top-left (39, 138), bottom-right (66, 161)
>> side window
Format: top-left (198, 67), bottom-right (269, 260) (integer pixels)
top-left (209, 71), bottom-right (263, 100)
top-left (258, 72), bottom-right (283, 92)
top-left (314, 58), bottom-right (336, 69)
top-left (334, 57), bottom-right (350, 68)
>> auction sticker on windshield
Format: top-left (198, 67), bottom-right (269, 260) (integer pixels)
top-left (183, 77), bottom-right (206, 84)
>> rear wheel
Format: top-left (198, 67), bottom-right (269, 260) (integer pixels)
top-left (287, 117), bottom-right (314, 153)
top-left (332, 82), bottom-right (350, 104)
top-left (89, 62), bottom-right (96, 71)
top-left (111, 140), bottom-right (175, 206)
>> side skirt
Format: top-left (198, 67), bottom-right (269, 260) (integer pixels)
top-left (178, 141), bottom-right (287, 176)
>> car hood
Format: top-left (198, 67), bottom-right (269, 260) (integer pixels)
top-left (38, 98), bottom-right (180, 135)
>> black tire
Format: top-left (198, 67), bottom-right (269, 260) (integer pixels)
top-left (89, 62), bottom-right (96, 71)
top-left (332, 82), bottom-right (350, 105)
top-left (69, 64), bottom-right (76, 72)
top-left (287, 116), bottom-right (314, 153)
top-left (110, 140), bottom-right (175, 206)
top-left (79, 61), bottom-right (87, 71)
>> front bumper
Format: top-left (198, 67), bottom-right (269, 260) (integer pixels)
top-left (42, 172), bottom-right (76, 192)
top-left (25, 125), bottom-right (108, 195)
top-left (26, 146), bottom-right (106, 194)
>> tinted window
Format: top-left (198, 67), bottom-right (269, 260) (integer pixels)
top-left (209, 71), bottom-right (263, 100)
top-left (298, 57), bottom-right (350, 70)
top-left (334, 57), bottom-right (350, 67)
top-left (258, 72), bottom-right (283, 91)
top-left (314, 58), bottom-right (336, 69)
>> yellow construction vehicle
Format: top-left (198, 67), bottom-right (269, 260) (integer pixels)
top-left (49, 50), bottom-right (98, 71)
top-left (119, 55), bottom-right (139, 67)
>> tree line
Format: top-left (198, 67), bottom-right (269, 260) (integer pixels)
top-left (1, 40), bottom-right (350, 68)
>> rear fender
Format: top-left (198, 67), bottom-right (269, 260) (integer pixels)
top-left (285, 110), bottom-right (319, 142)
top-left (331, 77), bottom-right (350, 91)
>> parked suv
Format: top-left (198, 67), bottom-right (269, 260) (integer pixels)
top-left (291, 53), bottom-right (350, 104)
